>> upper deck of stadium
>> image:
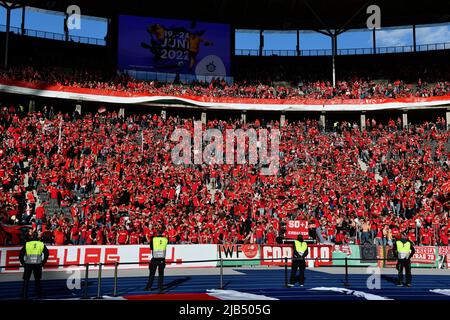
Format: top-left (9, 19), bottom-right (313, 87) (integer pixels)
top-left (10, 0), bottom-right (450, 30)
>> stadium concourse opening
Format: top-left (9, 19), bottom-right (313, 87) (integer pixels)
top-left (1, 0), bottom-right (450, 311)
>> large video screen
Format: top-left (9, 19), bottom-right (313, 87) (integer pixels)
top-left (118, 15), bottom-right (231, 78)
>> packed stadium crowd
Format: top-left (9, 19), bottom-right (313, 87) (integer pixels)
top-left (1, 66), bottom-right (449, 100)
top-left (0, 106), bottom-right (449, 247)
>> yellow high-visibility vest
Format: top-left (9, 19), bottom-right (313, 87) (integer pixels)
top-left (294, 240), bottom-right (308, 256)
top-left (152, 237), bottom-right (168, 258)
top-left (396, 241), bottom-right (411, 259)
top-left (25, 241), bottom-right (44, 264)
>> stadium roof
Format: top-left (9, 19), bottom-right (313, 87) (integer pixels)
top-left (8, 0), bottom-right (450, 31)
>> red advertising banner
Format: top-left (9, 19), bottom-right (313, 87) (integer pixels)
top-left (438, 246), bottom-right (450, 256)
top-left (411, 246), bottom-right (436, 264)
top-left (0, 245), bottom-right (217, 273)
top-left (285, 220), bottom-right (309, 239)
top-left (260, 244), bottom-right (332, 267)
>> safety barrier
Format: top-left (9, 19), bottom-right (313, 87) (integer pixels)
top-left (235, 42), bottom-right (450, 57)
top-left (1, 255), bottom-right (443, 299)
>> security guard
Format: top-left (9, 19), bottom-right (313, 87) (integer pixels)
top-left (19, 232), bottom-right (49, 299)
top-left (145, 230), bottom-right (168, 293)
top-left (288, 235), bottom-right (309, 287)
top-left (393, 233), bottom-right (416, 287)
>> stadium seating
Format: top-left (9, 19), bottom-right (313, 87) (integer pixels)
top-left (0, 108), bottom-right (449, 246)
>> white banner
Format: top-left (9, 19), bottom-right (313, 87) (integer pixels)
top-left (0, 245), bottom-right (217, 273)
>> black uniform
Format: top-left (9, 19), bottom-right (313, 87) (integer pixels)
top-left (145, 236), bottom-right (167, 292)
top-left (289, 240), bottom-right (309, 286)
top-left (19, 241), bottom-right (49, 299)
top-left (393, 239), bottom-right (415, 286)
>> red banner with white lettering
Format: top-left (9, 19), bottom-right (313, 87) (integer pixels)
top-left (285, 220), bottom-right (309, 239)
top-left (260, 244), bottom-right (332, 266)
top-left (0, 245), bottom-right (216, 273)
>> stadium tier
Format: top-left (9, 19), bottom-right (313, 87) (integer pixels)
top-left (1, 110), bottom-right (449, 247)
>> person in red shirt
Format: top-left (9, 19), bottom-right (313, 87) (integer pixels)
top-left (96, 227), bottom-right (104, 245)
top-left (189, 228), bottom-right (199, 244)
top-left (107, 228), bottom-right (117, 245)
top-left (266, 226), bottom-right (277, 244)
top-left (421, 226), bottom-right (431, 245)
top-left (53, 226), bottom-right (65, 245)
top-left (439, 227), bottom-right (449, 246)
top-left (255, 222), bottom-right (265, 244)
top-left (335, 230), bottom-right (347, 244)
top-left (70, 225), bottom-right (80, 245)
top-left (129, 230), bottom-right (140, 244)
top-left (167, 225), bottom-right (178, 244)
top-left (117, 227), bottom-right (129, 245)
top-left (35, 205), bottom-right (45, 227)
top-left (86, 227), bottom-right (95, 245)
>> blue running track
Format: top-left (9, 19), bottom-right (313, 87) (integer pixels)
top-left (1, 269), bottom-right (450, 300)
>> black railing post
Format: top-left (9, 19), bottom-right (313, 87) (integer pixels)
top-left (344, 257), bottom-right (349, 287)
top-left (219, 258), bottom-right (224, 289)
top-left (113, 261), bottom-right (118, 297)
top-left (96, 263), bottom-right (102, 299)
top-left (284, 257), bottom-right (288, 287)
top-left (83, 263), bottom-right (89, 299)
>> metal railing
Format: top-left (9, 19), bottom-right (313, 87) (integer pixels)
top-left (0, 24), bottom-right (106, 46)
top-left (236, 41), bottom-right (450, 57)
top-left (0, 256), bottom-right (438, 299)
top-left (123, 69), bottom-right (234, 84)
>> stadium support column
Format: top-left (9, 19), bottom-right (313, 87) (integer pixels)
top-left (320, 112), bottom-right (326, 131)
top-left (372, 29), bottom-right (376, 54)
top-left (1, 2), bottom-right (21, 68)
top-left (28, 99), bottom-right (35, 113)
top-left (446, 109), bottom-right (450, 130)
top-left (64, 13), bottom-right (69, 41)
top-left (402, 112), bottom-right (408, 129)
top-left (360, 112), bottom-right (366, 130)
top-left (296, 30), bottom-right (300, 56)
top-left (21, 5), bottom-right (25, 35)
top-left (201, 111), bottom-right (207, 124)
top-left (280, 113), bottom-right (286, 127)
top-left (241, 111), bottom-right (246, 124)
top-left (75, 104), bottom-right (82, 115)
top-left (259, 30), bottom-right (264, 56)
top-left (413, 25), bottom-right (417, 52)
top-left (3, 4), bottom-right (11, 69)
top-left (331, 33), bottom-right (337, 87)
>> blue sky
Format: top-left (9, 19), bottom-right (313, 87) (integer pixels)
top-left (1, 6), bottom-right (449, 50)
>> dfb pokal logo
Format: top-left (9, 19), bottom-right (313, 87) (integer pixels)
top-left (170, 121), bottom-right (280, 176)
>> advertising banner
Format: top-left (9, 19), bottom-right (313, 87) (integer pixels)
top-left (437, 246), bottom-right (450, 269)
top-left (332, 244), bottom-right (381, 267)
top-left (0, 245), bottom-right (217, 273)
top-left (118, 15), bottom-right (231, 78)
top-left (285, 220), bottom-right (309, 239)
top-left (217, 244), bottom-right (260, 266)
top-left (260, 244), bottom-right (332, 267)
